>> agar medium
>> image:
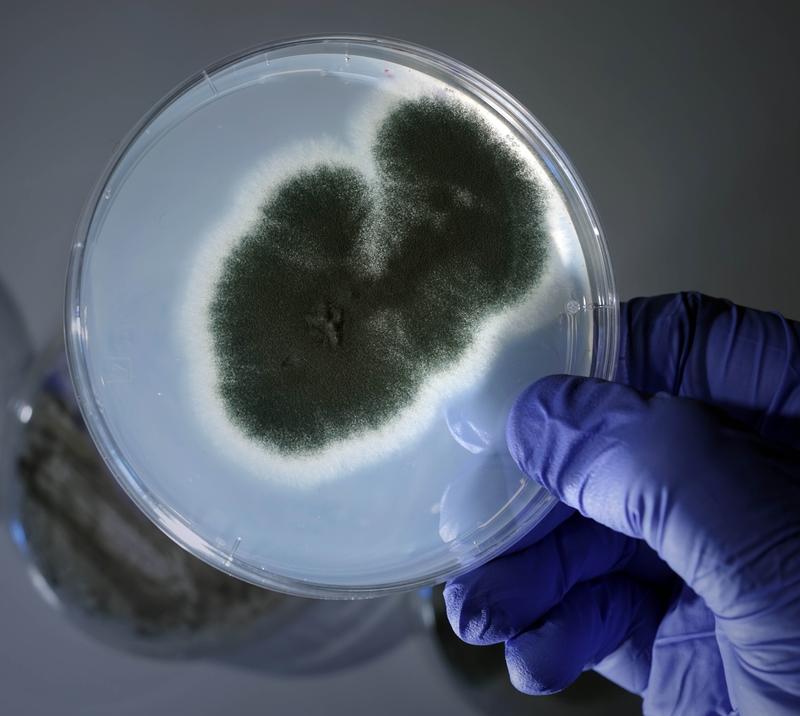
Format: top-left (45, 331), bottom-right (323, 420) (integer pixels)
top-left (65, 36), bottom-right (617, 597)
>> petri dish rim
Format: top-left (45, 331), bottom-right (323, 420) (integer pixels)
top-left (64, 34), bottom-right (618, 599)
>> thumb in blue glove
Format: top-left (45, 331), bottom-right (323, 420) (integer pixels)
top-left (444, 293), bottom-right (800, 715)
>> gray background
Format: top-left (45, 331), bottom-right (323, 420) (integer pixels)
top-left (1, 1), bottom-right (799, 714)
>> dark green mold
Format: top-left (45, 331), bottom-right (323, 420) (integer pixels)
top-left (209, 95), bottom-right (548, 454)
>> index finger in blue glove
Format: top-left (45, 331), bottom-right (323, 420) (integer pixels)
top-left (498, 292), bottom-right (800, 560)
top-left (507, 374), bottom-right (800, 617)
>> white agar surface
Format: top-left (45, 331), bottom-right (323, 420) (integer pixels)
top-left (78, 46), bottom-right (597, 590)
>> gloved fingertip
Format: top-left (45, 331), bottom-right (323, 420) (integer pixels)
top-left (503, 574), bottom-right (663, 697)
top-left (443, 578), bottom-right (511, 645)
top-left (505, 628), bottom-right (578, 695)
top-left (442, 580), bottom-right (469, 638)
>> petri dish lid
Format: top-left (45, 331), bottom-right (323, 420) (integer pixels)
top-left (65, 35), bottom-right (617, 598)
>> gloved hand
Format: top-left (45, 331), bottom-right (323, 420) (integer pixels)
top-left (444, 293), bottom-right (800, 715)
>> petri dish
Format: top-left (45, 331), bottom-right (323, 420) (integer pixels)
top-left (65, 35), bottom-right (617, 598)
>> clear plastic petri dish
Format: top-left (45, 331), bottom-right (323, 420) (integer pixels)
top-left (65, 35), bottom-right (617, 598)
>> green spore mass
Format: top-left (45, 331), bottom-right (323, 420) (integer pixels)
top-left (209, 95), bottom-right (548, 453)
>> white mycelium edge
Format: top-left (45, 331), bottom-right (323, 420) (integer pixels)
top-left (179, 64), bottom-right (580, 488)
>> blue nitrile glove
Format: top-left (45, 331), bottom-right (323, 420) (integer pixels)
top-left (444, 293), bottom-right (800, 715)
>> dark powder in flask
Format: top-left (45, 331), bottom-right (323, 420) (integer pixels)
top-left (14, 378), bottom-right (289, 655)
top-left (209, 95), bottom-right (548, 454)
